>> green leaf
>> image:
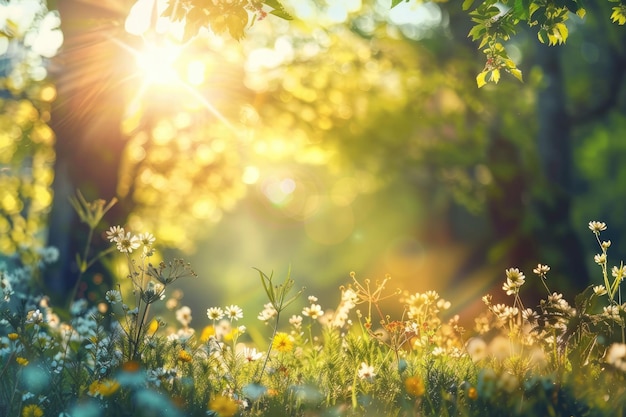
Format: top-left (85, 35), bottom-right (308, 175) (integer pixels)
top-left (513, 0), bottom-right (530, 20)
top-left (462, 0), bottom-right (476, 11)
top-left (509, 67), bottom-right (524, 82)
top-left (269, 9), bottom-right (294, 20)
top-left (264, 0), bottom-right (294, 20)
top-left (476, 71), bottom-right (488, 88)
top-left (491, 68), bottom-right (500, 84)
top-left (391, 0), bottom-right (407, 8)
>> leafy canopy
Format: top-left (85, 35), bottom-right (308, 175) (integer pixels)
top-left (160, 0), bottom-right (625, 87)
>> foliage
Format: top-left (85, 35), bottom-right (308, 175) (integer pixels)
top-left (156, 0), bottom-right (625, 87)
top-left (0, 0), bottom-right (62, 260)
top-left (3, 204), bottom-right (626, 415)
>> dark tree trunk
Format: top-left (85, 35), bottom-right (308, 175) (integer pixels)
top-left (533, 44), bottom-right (590, 292)
top-left (46, 0), bottom-right (130, 300)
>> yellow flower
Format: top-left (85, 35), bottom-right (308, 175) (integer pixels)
top-left (16, 357), bottom-right (29, 366)
top-left (468, 386), bottom-right (478, 400)
top-left (146, 318), bottom-right (160, 336)
top-left (8, 333), bottom-right (19, 341)
top-left (178, 349), bottom-right (193, 363)
top-left (208, 395), bottom-right (238, 417)
top-left (272, 332), bottom-right (293, 353)
top-left (405, 376), bottom-right (425, 397)
top-left (200, 325), bottom-right (215, 343)
top-left (88, 379), bottom-right (120, 397)
top-left (22, 404), bottom-right (44, 417)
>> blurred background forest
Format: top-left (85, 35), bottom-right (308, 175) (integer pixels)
top-left (2, 0), bottom-right (626, 326)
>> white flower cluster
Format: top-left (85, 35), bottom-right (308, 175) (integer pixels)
top-left (106, 226), bottom-right (155, 254)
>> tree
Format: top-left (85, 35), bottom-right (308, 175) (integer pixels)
top-left (40, 0), bottom-right (626, 304)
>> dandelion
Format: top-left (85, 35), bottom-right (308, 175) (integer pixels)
top-left (88, 379), bottom-right (120, 397)
top-left (200, 325), bottom-right (216, 343)
top-left (207, 307), bottom-right (224, 321)
top-left (357, 362), bottom-right (376, 380)
top-left (405, 376), bottom-right (425, 397)
top-left (225, 305), bottom-right (243, 321)
top-left (21, 404), bottom-right (44, 417)
top-left (589, 221), bottom-right (607, 233)
top-left (178, 350), bottom-right (193, 363)
top-left (272, 332), bottom-right (294, 353)
top-left (105, 289), bottom-right (122, 304)
top-left (116, 232), bottom-right (140, 253)
top-left (302, 304), bottom-right (324, 320)
top-left (208, 395), bottom-right (238, 417)
top-left (176, 306), bottom-right (193, 327)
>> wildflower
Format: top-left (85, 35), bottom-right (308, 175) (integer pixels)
top-left (178, 350), bottom-right (193, 363)
top-left (225, 305), bottom-right (243, 321)
top-left (357, 362), bottom-right (376, 380)
top-left (466, 337), bottom-right (488, 362)
top-left (242, 346), bottom-right (263, 362)
top-left (594, 254), bottom-right (607, 265)
top-left (208, 395), bottom-right (238, 417)
top-left (176, 306), bottom-right (193, 327)
top-left (302, 304), bottom-right (324, 320)
top-left (25, 309), bottom-right (43, 325)
top-left (258, 303), bottom-right (278, 322)
top-left (606, 343), bottom-right (626, 372)
top-left (522, 308), bottom-right (539, 323)
top-left (602, 240), bottom-right (611, 250)
top-left (21, 404), bottom-right (44, 417)
top-left (272, 332), bottom-right (294, 353)
top-left (505, 268), bottom-right (525, 286)
top-left (138, 232), bottom-right (155, 247)
top-left (88, 379), bottom-right (120, 397)
top-left (38, 246), bottom-right (59, 264)
top-left (16, 357), bottom-right (29, 366)
top-left (105, 289), bottom-right (122, 304)
top-left (593, 285), bottom-right (608, 296)
top-left (612, 265), bottom-right (625, 280)
top-left (467, 386), bottom-right (478, 400)
top-left (308, 295), bottom-right (318, 303)
top-left (532, 264), bottom-right (550, 277)
top-left (8, 333), bottom-right (18, 341)
top-left (116, 232), bottom-right (140, 253)
top-left (588, 221), bottom-right (607, 233)
top-left (106, 225), bottom-right (125, 242)
top-left (200, 325), bottom-right (216, 343)
top-left (405, 376), bottom-right (425, 397)
top-left (207, 307), bottom-right (225, 321)
top-left (603, 305), bottom-right (621, 321)
top-left (289, 315), bottom-right (303, 329)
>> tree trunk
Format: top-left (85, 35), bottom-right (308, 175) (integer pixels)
top-left (46, 0), bottom-right (130, 300)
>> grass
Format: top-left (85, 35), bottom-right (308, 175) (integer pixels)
top-left (1, 198), bottom-right (626, 417)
